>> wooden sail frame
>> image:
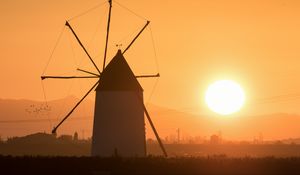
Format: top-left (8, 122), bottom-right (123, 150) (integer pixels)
top-left (41, 0), bottom-right (167, 157)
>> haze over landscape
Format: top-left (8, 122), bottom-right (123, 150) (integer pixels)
top-left (4, 1), bottom-right (300, 174)
top-left (1, 96), bottom-right (300, 141)
top-left (2, 0), bottom-right (300, 141)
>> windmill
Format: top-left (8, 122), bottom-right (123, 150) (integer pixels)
top-left (41, 0), bottom-right (167, 157)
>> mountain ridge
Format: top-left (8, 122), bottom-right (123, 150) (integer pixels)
top-left (0, 96), bottom-right (300, 141)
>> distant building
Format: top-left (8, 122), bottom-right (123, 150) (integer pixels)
top-left (146, 138), bottom-right (155, 144)
top-left (73, 132), bottom-right (78, 141)
top-left (58, 135), bottom-right (73, 141)
top-left (210, 134), bottom-right (222, 145)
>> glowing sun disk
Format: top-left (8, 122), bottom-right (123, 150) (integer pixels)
top-left (205, 80), bottom-right (245, 115)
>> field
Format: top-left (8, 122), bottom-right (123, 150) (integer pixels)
top-left (2, 133), bottom-right (300, 174)
top-left (1, 155), bottom-right (300, 175)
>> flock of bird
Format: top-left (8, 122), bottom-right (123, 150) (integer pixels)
top-left (25, 104), bottom-right (52, 116)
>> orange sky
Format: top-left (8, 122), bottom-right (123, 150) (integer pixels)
top-left (2, 0), bottom-right (300, 117)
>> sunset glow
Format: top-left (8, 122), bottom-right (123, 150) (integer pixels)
top-left (3, 0), bottom-right (300, 155)
top-left (205, 80), bottom-right (245, 115)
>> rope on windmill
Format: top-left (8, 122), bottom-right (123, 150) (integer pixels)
top-left (41, 80), bottom-right (53, 129)
top-left (40, 25), bottom-right (67, 128)
top-left (41, 19), bottom-right (102, 126)
top-left (114, 0), bottom-right (147, 21)
top-left (65, 20), bottom-right (103, 102)
top-left (42, 25), bottom-right (66, 76)
top-left (67, 27), bottom-right (78, 68)
top-left (149, 24), bottom-right (160, 73)
top-left (67, 1), bottom-right (107, 22)
top-left (72, 15), bottom-right (104, 70)
top-left (65, 28), bottom-right (91, 122)
top-left (143, 24), bottom-right (161, 105)
top-left (117, 27), bottom-right (143, 45)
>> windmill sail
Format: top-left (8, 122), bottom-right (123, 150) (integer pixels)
top-left (42, 0), bottom-right (167, 157)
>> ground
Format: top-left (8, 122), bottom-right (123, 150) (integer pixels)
top-left (1, 155), bottom-right (300, 175)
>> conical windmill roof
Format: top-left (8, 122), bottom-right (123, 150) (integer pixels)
top-left (96, 50), bottom-right (143, 91)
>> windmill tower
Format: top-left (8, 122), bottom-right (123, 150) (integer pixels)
top-left (41, 0), bottom-right (167, 157)
top-left (92, 50), bottom-right (146, 156)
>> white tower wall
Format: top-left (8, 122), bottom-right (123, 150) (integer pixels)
top-left (91, 91), bottom-right (146, 157)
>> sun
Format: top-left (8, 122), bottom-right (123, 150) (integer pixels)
top-left (205, 80), bottom-right (245, 115)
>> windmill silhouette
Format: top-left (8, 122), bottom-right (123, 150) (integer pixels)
top-left (41, 0), bottom-right (167, 157)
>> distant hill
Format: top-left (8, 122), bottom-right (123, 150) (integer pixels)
top-left (1, 97), bottom-right (300, 140)
top-left (0, 96), bottom-right (94, 138)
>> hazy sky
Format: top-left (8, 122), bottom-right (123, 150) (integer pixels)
top-left (2, 0), bottom-right (300, 116)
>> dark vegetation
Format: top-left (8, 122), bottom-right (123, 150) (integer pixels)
top-left (2, 132), bottom-right (300, 157)
top-left (2, 133), bottom-right (300, 174)
top-left (0, 132), bottom-right (90, 156)
top-left (1, 155), bottom-right (300, 175)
